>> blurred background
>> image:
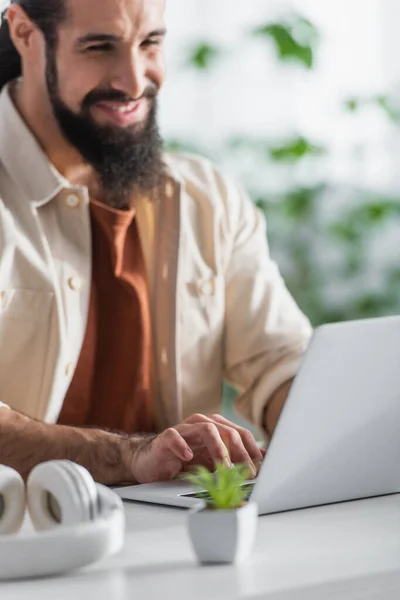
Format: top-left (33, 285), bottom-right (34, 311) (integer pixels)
top-left (161, 0), bottom-right (400, 426)
top-left (2, 0), bottom-right (400, 426)
top-left (162, 0), bottom-right (400, 327)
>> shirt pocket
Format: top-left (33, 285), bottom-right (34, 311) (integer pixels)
top-left (0, 289), bottom-right (53, 322)
top-left (0, 289), bottom-right (54, 416)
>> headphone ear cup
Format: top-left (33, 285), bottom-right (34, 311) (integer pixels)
top-left (27, 460), bottom-right (99, 531)
top-left (0, 465), bottom-right (25, 535)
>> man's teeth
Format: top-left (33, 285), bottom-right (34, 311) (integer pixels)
top-left (101, 102), bottom-right (137, 113)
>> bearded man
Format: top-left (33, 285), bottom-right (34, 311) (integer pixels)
top-left (0, 0), bottom-right (312, 484)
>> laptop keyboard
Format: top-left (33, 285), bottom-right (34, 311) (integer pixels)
top-left (181, 482), bottom-right (255, 502)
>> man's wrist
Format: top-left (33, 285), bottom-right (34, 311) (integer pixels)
top-left (119, 433), bottom-right (157, 484)
top-left (60, 427), bottom-right (133, 485)
top-left (0, 408), bottom-right (157, 484)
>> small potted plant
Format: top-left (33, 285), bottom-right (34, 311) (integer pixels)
top-left (184, 463), bottom-right (258, 565)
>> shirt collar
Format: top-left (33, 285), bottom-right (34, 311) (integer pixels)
top-left (0, 82), bottom-right (72, 207)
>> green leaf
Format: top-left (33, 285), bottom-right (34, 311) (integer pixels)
top-left (354, 294), bottom-right (390, 318)
top-left (328, 221), bottom-right (361, 244)
top-left (343, 94), bottom-right (400, 121)
top-left (364, 202), bottom-right (395, 222)
top-left (269, 136), bottom-right (326, 162)
top-left (184, 465), bottom-right (215, 490)
top-left (254, 23), bottom-right (315, 69)
top-left (328, 198), bottom-right (400, 246)
top-left (279, 187), bottom-right (319, 221)
top-left (344, 98), bottom-right (359, 112)
top-left (375, 95), bottom-right (400, 121)
top-left (187, 43), bottom-right (222, 70)
top-left (182, 463), bottom-right (252, 510)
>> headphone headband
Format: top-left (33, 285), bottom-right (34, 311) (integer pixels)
top-left (0, 462), bottom-right (125, 580)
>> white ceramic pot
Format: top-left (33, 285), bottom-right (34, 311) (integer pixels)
top-left (188, 501), bottom-right (258, 565)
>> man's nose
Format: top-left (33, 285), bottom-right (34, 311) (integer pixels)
top-left (111, 52), bottom-right (148, 100)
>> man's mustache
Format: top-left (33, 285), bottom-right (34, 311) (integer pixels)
top-left (83, 84), bottom-right (158, 109)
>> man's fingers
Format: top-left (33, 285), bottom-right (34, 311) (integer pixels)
top-left (213, 424), bottom-right (257, 477)
top-left (183, 412), bottom-right (263, 465)
top-left (158, 428), bottom-right (194, 462)
top-left (176, 422), bottom-right (232, 467)
top-left (176, 422), bottom-right (257, 477)
top-left (209, 414), bottom-right (264, 463)
top-left (183, 414), bottom-right (212, 426)
top-left (131, 432), bottom-right (192, 484)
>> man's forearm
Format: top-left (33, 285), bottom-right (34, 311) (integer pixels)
top-left (264, 378), bottom-right (294, 437)
top-left (0, 407), bottom-right (139, 483)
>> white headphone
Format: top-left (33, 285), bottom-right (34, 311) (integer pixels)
top-left (0, 460), bottom-right (125, 580)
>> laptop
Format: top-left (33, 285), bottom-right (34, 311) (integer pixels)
top-left (115, 315), bottom-right (400, 515)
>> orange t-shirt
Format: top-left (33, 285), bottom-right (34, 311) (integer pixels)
top-left (57, 199), bottom-right (154, 433)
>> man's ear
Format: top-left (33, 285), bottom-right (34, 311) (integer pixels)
top-left (6, 4), bottom-right (41, 64)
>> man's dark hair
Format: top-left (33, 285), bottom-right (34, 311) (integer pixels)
top-left (0, 0), bottom-right (66, 90)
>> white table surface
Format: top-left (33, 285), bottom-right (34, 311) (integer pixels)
top-left (2, 494), bottom-right (400, 600)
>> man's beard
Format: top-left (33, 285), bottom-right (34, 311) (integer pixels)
top-left (45, 49), bottom-right (164, 208)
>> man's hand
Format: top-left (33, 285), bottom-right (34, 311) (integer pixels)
top-left (129, 413), bottom-right (264, 484)
top-left (0, 407), bottom-right (263, 486)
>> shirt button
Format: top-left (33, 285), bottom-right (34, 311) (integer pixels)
top-left (164, 180), bottom-right (175, 199)
top-left (161, 349), bottom-right (168, 366)
top-left (199, 279), bottom-right (215, 296)
top-left (66, 194), bottom-right (81, 209)
top-left (65, 363), bottom-right (74, 377)
top-left (0, 292), bottom-right (6, 309)
top-left (68, 276), bottom-right (83, 291)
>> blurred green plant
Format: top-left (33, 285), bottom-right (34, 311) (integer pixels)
top-left (186, 42), bottom-right (223, 70)
top-left (182, 463), bottom-right (252, 510)
top-left (269, 136), bottom-right (326, 162)
top-left (253, 15), bottom-right (320, 69)
top-left (165, 11), bottom-right (400, 428)
top-left (345, 93), bottom-right (400, 122)
top-left (184, 14), bottom-right (319, 72)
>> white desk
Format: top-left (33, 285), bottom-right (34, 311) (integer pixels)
top-left (2, 494), bottom-right (400, 600)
